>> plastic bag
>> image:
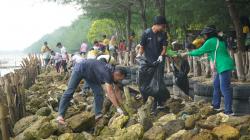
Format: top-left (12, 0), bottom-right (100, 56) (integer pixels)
top-left (171, 58), bottom-right (190, 95)
top-left (137, 57), bottom-right (170, 103)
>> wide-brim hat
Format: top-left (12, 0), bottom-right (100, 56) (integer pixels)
top-left (153, 16), bottom-right (168, 25)
top-left (200, 26), bottom-right (217, 35)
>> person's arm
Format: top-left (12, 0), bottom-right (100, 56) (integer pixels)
top-left (65, 52), bottom-right (69, 62)
top-left (137, 32), bottom-right (147, 56)
top-left (105, 83), bottom-right (120, 107)
top-left (161, 32), bottom-right (168, 56)
top-left (113, 84), bottom-right (123, 105)
top-left (188, 39), bottom-right (213, 56)
top-left (161, 46), bottom-right (166, 56)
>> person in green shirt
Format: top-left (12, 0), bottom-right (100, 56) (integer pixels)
top-left (181, 26), bottom-right (235, 115)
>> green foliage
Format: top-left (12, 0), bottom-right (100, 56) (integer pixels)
top-left (44, 0), bottom-right (250, 46)
top-left (87, 19), bottom-right (116, 43)
top-left (24, 16), bottom-right (91, 53)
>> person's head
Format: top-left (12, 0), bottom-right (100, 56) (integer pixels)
top-left (153, 16), bottom-right (168, 32)
top-left (44, 42), bottom-right (48, 46)
top-left (111, 36), bottom-right (116, 41)
top-left (103, 35), bottom-right (107, 39)
top-left (129, 32), bottom-right (135, 40)
top-left (56, 42), bottom-right (62, 48)
top-left (218, 31), bottom-right (224, 37)
top-left (51, 50), bottom-right (55, 56)
top-left (94, 40), bottom-right (99, 46)
top-left (113, 67), bottom-right (127, 82)
top-left (200, 25), bottom-right (218, 40)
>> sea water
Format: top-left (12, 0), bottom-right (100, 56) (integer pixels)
top-left (0, 53), bottom-right (27, 77)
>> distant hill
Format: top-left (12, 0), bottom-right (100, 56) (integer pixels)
top-left (24, 17), bottom-right (91, 53)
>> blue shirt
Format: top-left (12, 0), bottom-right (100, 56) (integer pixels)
top-left (74, 59), bottom-right (114, 84)
top-left (140, 28), bottom-right (167, 63)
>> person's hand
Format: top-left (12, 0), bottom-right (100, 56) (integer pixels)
top-left (136, 53), bottom-right (142, 58)
top-left (116, 107), bottom-right (124, 115)
top-left (157, 55), bottom-right (163, 62)
top-left (180, 52), bottom-right (188, 57)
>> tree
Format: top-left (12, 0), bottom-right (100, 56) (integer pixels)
top-left (225, 0), bottom-right (246, 81)
top-left (155, 0), bottom-right (166, 17)
top-left (87, 19), bottom-right (117, 43)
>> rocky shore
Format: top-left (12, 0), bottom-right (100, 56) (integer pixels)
top-left (9, 70), bottom-right (250, 140)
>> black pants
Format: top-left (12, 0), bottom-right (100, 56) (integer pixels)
top-left (61, 60), bottom-right (68, 72)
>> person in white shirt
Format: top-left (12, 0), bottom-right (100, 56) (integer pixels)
top-left (97, 54), bottom-right (116, 65)
top-left (57, 42), bottom-right (69, 73)
top-left (71, 52), bottom-right (85, 65)
top-left (93, 40), bottom-right (100, 50)
top-left (80, 42), bottom-right (88, 55)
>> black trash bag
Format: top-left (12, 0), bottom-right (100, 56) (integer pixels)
top-left (171, 57), bottom-right (190, 95)
top-left (137, 57), bottom-right (170, 103)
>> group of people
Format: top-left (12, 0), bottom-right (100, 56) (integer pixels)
top-left (55, 15), bottom-right (236, 125)
top-left (41, 42), bottom-right (69, 73)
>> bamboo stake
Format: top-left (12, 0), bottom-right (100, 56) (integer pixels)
top-left (0, 103), bottom-right (10, 140)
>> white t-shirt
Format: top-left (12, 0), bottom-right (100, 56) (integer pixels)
top-left (54, 52), bottom-right (62, 63)
top-left (97, 55), bottom-right (116, 65)
top-left (60, 46), bottom-right (67, 60)
top-left (72, 54), bottom-right (85, 63)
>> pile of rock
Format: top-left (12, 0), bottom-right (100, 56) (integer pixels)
top-left (10, 71), bottom-right (250, 140)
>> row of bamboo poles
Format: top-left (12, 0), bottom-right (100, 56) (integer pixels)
top-left (0, 54), bottom-right (41, 140)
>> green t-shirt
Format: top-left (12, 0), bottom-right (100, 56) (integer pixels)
top-left (188, 37), bottom-right (235, 73)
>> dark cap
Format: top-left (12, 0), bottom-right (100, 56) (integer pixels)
top-left (114, 66), bottom-right (127, 77)
top-left (200, 25), bottom-right (217, 35)
top-left (153, 16), bottom-right (167, 25)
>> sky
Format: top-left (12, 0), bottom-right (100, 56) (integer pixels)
top-left (0, 0), bottom-right (81, 51)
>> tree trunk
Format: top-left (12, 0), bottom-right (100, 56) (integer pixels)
top-left (0, 104), bottom-right (10, 140)
top-left (246, 51), bottom-right (250, 80)
top-left (244, 52), bottom-right (248, 74)
top-left (129, 51), bottom-right (135, 66)
top-left (193, 57), bottom-right (202, 77)
top-left (188, 56), bottom-right (193, 73)
top-left (126, 4), bottom-right (132, 51)
top-left (138, 0), bottom-right (147, 29)
top-left (155, 0), bottom-right (165, 17)
top-left (234, 52), bottom-right (246, 81)
top-left (124, 51), bottom-right (130, 66)
top-left (225, 0), bottom-right (246, 81)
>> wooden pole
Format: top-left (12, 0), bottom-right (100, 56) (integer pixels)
top-left (0, 103), bottom-right (10, 140)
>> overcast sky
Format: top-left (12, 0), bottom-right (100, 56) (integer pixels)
top-left (0, 0), bottom-right (81, 51)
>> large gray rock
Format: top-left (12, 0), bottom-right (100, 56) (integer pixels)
top-left (13, 115), bottom-right (38, 135)
top-left (143, 126), bottom-right (166, 140)
top-left (58, 133), bottom-right (87, 140)
top-left (153, 113), bottom-right (176, 126)
top-left (191, 131), bottom-right (215, 140)
top-left (108, 115), bottom-right (129, 129)
top-left (162, 120), bottom-right (185, 137)
top-left (14, 116), bottom-right (56, 140)
top-left (36, 107), bottom-right (51, 116)
top-left (66, 112), bottom-right (95, 132)
top-left (212, 124), bottom-right (240, 140)
top-left (97, 124), bottom-right (144, 140)
top-left (37, 121), bottom-right (57, 139)
top-left (184, 114), bottom-right (201, 130)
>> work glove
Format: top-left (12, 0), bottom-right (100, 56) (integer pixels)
top-left (116, 107), bottom-right (124, 115)
top-left (157, 55), bottom-right (163, 62)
